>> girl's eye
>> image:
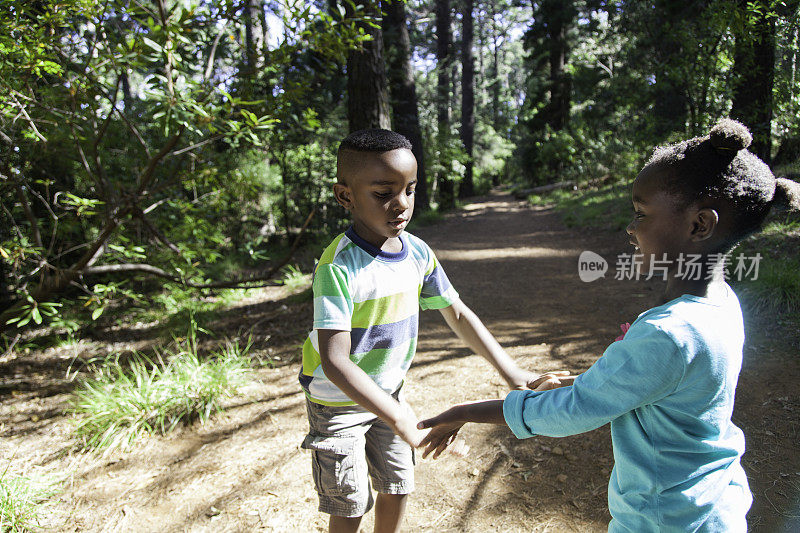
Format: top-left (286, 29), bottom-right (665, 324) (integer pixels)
top-left (634, 211), bottom-right (645, 219)
top-left (374, 191), bottom-right (391, 199)
top-left (406, 188), bottom-right (415, 196)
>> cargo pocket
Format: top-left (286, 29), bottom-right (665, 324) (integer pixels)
top-left (301, 434), bottom-right (359, 496)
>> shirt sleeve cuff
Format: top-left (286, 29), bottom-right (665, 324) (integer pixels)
top-left (503, 390), bottom-right (538, 439)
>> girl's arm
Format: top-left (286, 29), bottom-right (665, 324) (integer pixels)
top-left (417, 400), bottom-right (505, 459)
top-left (416, 374), bottom-right (570, 459)
top-left (419, 323), bottom-right (683, 457)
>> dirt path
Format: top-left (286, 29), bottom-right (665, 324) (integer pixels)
top-left (2, 190), bottom-right (799, 532)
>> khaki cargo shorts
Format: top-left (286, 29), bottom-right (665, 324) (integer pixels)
top-left (301, 389), bottom-right (415, 517)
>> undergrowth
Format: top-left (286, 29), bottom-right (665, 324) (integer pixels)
top-left (528, 182), bottom-right (632, 232)
top-left (69, 318), bottom-right (255, 453)
top-left (0, 466), bottom-right (57, 532)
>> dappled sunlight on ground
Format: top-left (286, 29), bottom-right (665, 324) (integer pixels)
top-left (2, 190), bottom-right (798, 532)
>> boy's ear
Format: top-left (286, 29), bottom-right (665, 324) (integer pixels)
top-left (333, 182), bottom-right (353, 209)
top-left (690, 207), bottom-right (719, 241)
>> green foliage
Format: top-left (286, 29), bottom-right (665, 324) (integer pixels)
top-left (278, 265), bottom-right (311, 292)
top-left (0, 0), bottom-right (368, 330)
top-left (126, 283), bottom-right (255, 329)
top-left (529, 182), bottom-right (632, 232)
top-left (0, 465), bottom-right (58, 532)
top-left (406, 208), bottom-right (444, 231)
top-left (70, 320), bottom-right (255, 452)
top-left (4, 297), bottom-right (60, 328)
top-left (734, 217), bottom-right (800, 314)
top-left (738, 256), bottom-right (800, 313)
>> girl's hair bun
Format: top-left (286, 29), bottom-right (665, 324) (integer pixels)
top-left (709, 118), bottom-right (752, 152)
top-left (773, 177), bottom-right (800, 212)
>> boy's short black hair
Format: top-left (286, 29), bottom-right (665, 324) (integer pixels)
top-left (338, 129), bottom-right (412, 154)
top-left (642, 118), bottom-right (800, 249)
top-left (336, 129), bottom-right (414, 184)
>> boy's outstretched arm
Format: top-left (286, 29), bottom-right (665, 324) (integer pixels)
top-left (318, 329), bottom-right (426, 446)
top-left (439, 299), bottom-right (573, 389)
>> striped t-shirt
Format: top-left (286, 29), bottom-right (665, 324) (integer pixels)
top-left (299, 227), bottom-right (458, 405)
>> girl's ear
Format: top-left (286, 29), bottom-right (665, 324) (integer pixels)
top-left (333, 183), bottom-right (353, 209)
top-left (690, 207), bottom-right (719, 241)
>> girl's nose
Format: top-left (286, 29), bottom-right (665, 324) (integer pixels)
top-left (625, 221), bottom-right (635, 235)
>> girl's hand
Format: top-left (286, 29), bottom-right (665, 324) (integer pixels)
top-left (416, 407), bottom-right (465, 459)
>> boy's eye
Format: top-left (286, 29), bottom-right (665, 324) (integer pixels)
top-left (406, 188), bottom-right (415, 196)
top-left (373, 191), bottom-right (392, 199)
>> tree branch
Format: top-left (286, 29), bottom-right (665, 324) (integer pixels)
top-left (136, 126), bottom-right (186, 195)
top-left (205, 20), bottom-right (228, 82)
top-left (133, 208), bottom-right (183, 255)
top-left (77, 209), bottom-right (316, 290)
top-left (93, 75), bottom-right (122, 150)
top-left (9, 173), bottom-right (44, 250)
top-left (9, 94), bottom-right (47, 142)
top-left (156, 0), bottom-right (175, 100)
top-left (83, 262), bottom-right (178, 278)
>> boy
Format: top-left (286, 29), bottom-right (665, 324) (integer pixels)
top-left (300, 129), bottom-right (562, 533)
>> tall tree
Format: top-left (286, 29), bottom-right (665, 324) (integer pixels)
top-left (541, 0), bottom-right (574, 132)
top-left (345, 0), bottom-right (391, 131)
top-left (435, 0), bottom-right (455, 208)
top-left (459, 0), bottom-right (475, 198)
top-left (382, 0), bottom-right (429, 209)
top-left (730, 0), bottom-right (776, 162)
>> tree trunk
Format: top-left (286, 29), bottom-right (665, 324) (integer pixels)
top-left (382, 0), bottom-right (429, 210)
top-left (459, 0), bottom-right (475, 198)
top-left (542, 0), bottom-right (572, 132)
top-left (435, 0), bottom-right (455, 209)
top-left (345, 0), bottom-right (391, 131)
top-left (489, 2), bottom-right (501, 132)
top-left (730, 0), bottom-right (775, 162)
top-left (244, 0), bottom-right (258, 75)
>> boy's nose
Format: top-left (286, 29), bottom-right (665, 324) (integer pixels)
top-left (396, 193), bottom-right (411, 210)
top-left (625, 221), bottom-right (634, 235)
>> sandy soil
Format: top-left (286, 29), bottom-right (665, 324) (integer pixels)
top-left (1, 190), bottom-right (799, 532)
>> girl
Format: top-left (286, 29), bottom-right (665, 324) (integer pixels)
top-left (417, 119), bottom-right (800, 532)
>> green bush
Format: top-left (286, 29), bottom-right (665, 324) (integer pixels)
top-left (70, 321), bottom-right (254, 452)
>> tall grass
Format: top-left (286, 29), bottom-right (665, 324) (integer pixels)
top-left (70, 320), bottom-right (254, 452)
top-left (0, 466), bottom-right (56, 532)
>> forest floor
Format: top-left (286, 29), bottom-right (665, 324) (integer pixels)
top-left (2, 190), bottom-right (800, 532)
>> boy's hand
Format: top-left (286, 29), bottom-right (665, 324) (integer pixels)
top-left (526, 371), bottom-right (578, 391)
top-left (416, 406), bottom-right (465, 459)
top-left (391, 402), bottom-right (429, 447)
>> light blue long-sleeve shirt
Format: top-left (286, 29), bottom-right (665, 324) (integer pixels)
top-left (504, 285), bottom-right (751, 532)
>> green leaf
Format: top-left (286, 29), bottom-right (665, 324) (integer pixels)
top-left (31, 307), bottom-right (42, 325)
top-left (92, 307), bottom-right (105, 320)
top-left (142, 37), bottom-right (162, 53)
